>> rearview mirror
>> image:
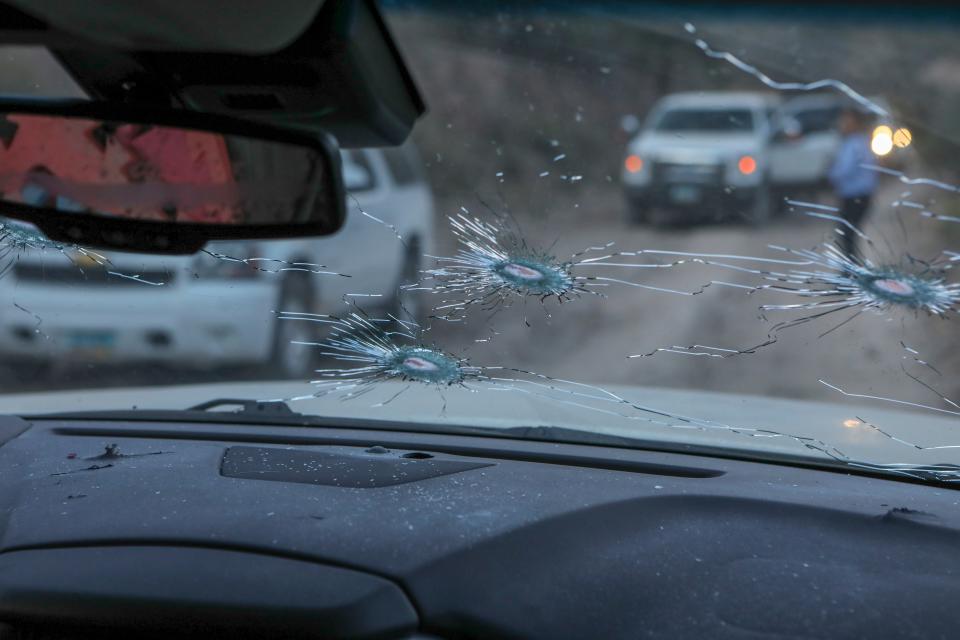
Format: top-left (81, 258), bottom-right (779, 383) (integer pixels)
top-left (0, 100), bottom-right (345, 254)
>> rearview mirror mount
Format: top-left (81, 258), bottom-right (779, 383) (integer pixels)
top-left (0, 99), bottom-right (346, 254)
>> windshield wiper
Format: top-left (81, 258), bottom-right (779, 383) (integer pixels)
top-left (186, 397), bottom-right (303, 416)
top-left (27, 401), bottom-right (673, 447)
top-left (29, 397), bottom-right (315, 426)
top-left (25, 400), bottom-right (738, 457)
top-left (25, 398), bottom-right (550, 438)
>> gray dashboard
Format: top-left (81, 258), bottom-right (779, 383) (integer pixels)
top-left (0, 417), bottom-right (958, 638)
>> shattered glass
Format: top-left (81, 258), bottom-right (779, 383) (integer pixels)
top-left (2, 7), bottom-right (960, 484)
top-left (0, 218), bottom-right (167, 286)
top-left (417, 205), bottom-right (713, 323)
top-left (630, 201), bottom-right (960, 358)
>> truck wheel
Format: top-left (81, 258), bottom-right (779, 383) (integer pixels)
top-left (746, 181), bottom-right (773, 226)
top-left (269, 275), bottom-right (317, 379)
top-left (625, 198), bottom-right (650, 225)
top-left (390, 238), bottom-right (424, 325)
top-left (767, 188), bottom-right (783, 218)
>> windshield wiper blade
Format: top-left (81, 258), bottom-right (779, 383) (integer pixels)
top-left (186, 398), bottom-right (301, 417)
top-left (24, 399), bottom-right (539, 437)
top-left (27, 397), bottom-right (321, 428)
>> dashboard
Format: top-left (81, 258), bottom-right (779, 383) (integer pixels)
top-left (0, 415), bottom-right (957, 639)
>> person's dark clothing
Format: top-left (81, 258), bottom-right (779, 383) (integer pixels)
top-left (838, 196), bottom-right (870, 259)
top-left (828, 132), bottom-right (877, 258)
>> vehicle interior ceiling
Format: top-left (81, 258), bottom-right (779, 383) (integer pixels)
top-left (0, 2), bottom-right (958, 640)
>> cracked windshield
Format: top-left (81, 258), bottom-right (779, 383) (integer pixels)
top-left (1, 2), bottom-right (959, 482)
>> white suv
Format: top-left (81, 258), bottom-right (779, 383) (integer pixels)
top-left (621, 91), bottom-right (779, 225)
top-left (768, 94), bottom-right (906, 196)
top-left (0, 144), bottom-right (435, 378)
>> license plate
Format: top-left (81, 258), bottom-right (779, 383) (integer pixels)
top-left (66, 330), bottom-right (115, 358)
top-left (669, 185), bottom-right (701, 204)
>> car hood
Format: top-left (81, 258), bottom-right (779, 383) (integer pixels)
top-left (2, 381), bottom-right (954, 473)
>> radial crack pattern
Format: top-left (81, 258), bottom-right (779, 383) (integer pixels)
top-left (262, 25), bottom-right (960, 487)
top-left (417, 206), bottom-right (720, 322)
top-left (0, 220), bottom-right (166, 285)
top-left (631, 204), bottom-right (960, 359)
top-left (200, 248), bottom-right (350, 278)
top-left (270, 308), bottom-right (940, 472)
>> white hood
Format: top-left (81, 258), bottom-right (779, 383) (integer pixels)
top-left (631, 132), bottom-right (763, 164)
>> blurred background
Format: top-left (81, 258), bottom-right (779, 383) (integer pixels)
top-left (1, 1), bottom-right (960, 409)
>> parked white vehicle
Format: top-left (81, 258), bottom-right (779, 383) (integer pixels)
top-left (0, 144), bottom-right (435, 378)
top-left (621, 91), bottom-right (780, 224)
top-left (767, 94), bottom-right (845, 189)
top-left (768, 94), bottom-right (907, 193)
top-left (623, 91), bottom-right (911, 225)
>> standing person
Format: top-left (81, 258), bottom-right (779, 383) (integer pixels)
top-left (827, 107), bottom-right (878, 259)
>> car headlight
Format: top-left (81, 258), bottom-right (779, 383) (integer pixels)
top-left (892, 127), bottom-right (912, 149)
top-left (190, 242), bottom-right (264, 280)
top-left (871, 126), bottom-right (894, 156)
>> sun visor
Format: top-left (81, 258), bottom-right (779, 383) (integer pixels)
top-left (0, 0), bottom-right (425, 147)
top-left (0, 0), bottom-right (327, 53)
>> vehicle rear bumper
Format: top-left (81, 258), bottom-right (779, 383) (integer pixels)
top-left (0, 281), bottom-right (278, 366)
top-left (623, 184), bottom-right (651, 203)
top-left (628, 183), bottom-right (759, 215)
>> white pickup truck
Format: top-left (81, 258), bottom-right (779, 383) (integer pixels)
top-left (621, 91), bottom-right (780, 225)
top-left (0, 145), bottom-right (435, 379)
top-left (622, 91), bottom-right (906, 226)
